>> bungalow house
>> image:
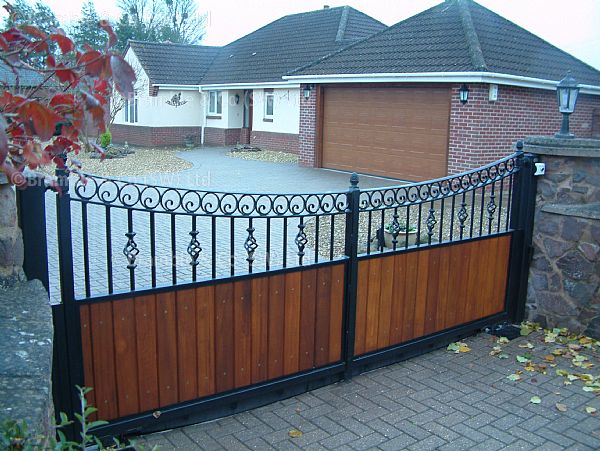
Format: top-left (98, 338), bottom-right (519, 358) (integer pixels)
top-left (112, 0), bottom-right (600, 182)
top-left (111, 6), bottom-right (386, 149)
top-left (286, 0), bottom-right (600, 180)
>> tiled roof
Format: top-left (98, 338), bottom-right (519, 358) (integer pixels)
top-left (290, 0), bottom-right (600, 86)
top-left (195, 6), bottom-right (385, 85)
top-left (128, 41), bottom-right (220, 85)
top-left (0, 62), bottom-right (45, 87)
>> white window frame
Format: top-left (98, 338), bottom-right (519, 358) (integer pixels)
top-left (208, 90), bottom-right (222, 116)
top-left (124, 91), bottom-right (138, 123)
top-left (264, 90), bottom-right (274, 119)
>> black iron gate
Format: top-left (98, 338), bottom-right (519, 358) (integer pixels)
top-left (17, 144), bottom-right (537, 441)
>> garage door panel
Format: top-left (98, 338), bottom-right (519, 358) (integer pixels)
top-left (322, 86), bottom-right (450, 181)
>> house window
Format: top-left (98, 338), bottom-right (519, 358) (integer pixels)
top-left (208, 90), bottom-right (222, 115)
top-left (124, 91), bottom-right (138, 123)
top-left (264, 89), bottom-right (274, 120)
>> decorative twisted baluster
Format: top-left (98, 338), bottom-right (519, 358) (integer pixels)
top-left (389, 210), bottom-right (402, 248)
top-left (244, 223), bottom-right (258, 266)
top-left (295, 220), bottom-right (308, 264)
top-left (123, 231), bottom-right (140, 269)
top-left (487, 193), bottom-right (497, 231)
top-left (426, 207), bottom-right (437, 239)
top-left (457, 200), bottom-right (468, 238)
top-left (187, 230), bottom-right (202, 267)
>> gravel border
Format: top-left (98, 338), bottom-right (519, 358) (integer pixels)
top-left (227, 149), bottom-right (298, 164)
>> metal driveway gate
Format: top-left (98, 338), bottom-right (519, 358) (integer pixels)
top-left (17, 145), bottom-right (536, 441)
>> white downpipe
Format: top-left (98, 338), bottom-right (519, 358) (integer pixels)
top-left (200, 90), bottom-right (206, 145)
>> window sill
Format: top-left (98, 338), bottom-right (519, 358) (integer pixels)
top-left (263, 117), bottom-right (274, 122)
top-left (206, 115), bottom-right (222, 119)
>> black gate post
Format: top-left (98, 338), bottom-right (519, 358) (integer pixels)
top-left (16, 175), bottom-right (49, 291)
top-left (506, 142), bottom-right (538, 322)
top-left (53, 164), bottom-right (85, 440)
top-left (343, 173), bottom-right (360, 378)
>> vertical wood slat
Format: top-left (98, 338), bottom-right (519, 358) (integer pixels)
top-left (112, 299), bottom-right (139, 417)
top-left (177, 289), bottom-right (197, 402)
top-left (268, 274), bottom-right (285, 379)
top-left (354, 235), bottom-right (512, 355)
top-left (80, 264), bottom-right (346, 421)
top-left (79, 305), bottom-right (96, 419)
top-left (215, 283), bottom-right (234, 392)
top-left (283, 272), bottom-right (301, 375)
top-left (234, 280), bottom-right (252, 388)
top-left (89, 301), bottom-right (118, 420)
top-left (314, 266), bottom-right (332, 367)
top-left (134, 295), bottom-right (159, 412)
top-left (196, 285), bottom-right (215, 397)
top-left (299, 269), bottom-right (317, 371)
top-left (156, 292), bottom-right (178, 407)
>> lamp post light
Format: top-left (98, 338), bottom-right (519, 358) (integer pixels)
top-left (555, 72), bottom-right (580, 139)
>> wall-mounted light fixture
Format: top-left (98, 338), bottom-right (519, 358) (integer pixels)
top-left (555, 71), bottom-right (579, 139)
top-left (459, 84), bottom-right (469, 104)
top-left (234, 94), bottom-right (240, 104)
top-left (303, 84), bottom-right (314, 99)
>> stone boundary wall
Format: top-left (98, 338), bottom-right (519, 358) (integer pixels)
top-left (0, 175), bottom-right (24, 288)
top-left (0, 280), bottom-right (53, 443)
top-left (524, 137), bottom-right (600, 337)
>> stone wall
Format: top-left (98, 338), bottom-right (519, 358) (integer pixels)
top-left (524, 137), bottom-right (600, 337)
top-left (0, 175), bottom-right (24, 288)
top-left (0, 280), bottom-right (53, 443)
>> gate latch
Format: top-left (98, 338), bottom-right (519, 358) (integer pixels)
top-left (534, 162), bottom-right (545, 176)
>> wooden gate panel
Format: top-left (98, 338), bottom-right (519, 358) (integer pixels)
top-left (355, 235), bottom-right (512, 355)
top-left (81, 264), bottom-right (346, 421)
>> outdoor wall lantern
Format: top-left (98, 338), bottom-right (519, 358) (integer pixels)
top-left (303, 84), bottom-right (314, 99)
top-left (555, 71), bottom-right (579, 139)
top-left (234, 94), bottom-right (240, 104)
top-left (459, 84), bottom-right (469, 104)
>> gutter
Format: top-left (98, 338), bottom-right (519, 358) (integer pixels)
top-left (282, 72), bottom-right (600, 95)
top-left (153, 84), bottom-right (201, 91)
top-left (199, 81), bottom-right (300, 90)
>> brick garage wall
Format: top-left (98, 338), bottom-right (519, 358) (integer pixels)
top-left (250, 131), bottom-right (299, 154)
top-left (111, 124), bottom-right (201, 147)
top-left (448, 83), bottom-right (600, 173)
top-left (299, 84), bottom-right (317, 166)
top-left (204, 127), bottom-right (242, 146)
top-left (239, 128), bottom-right (250, 145)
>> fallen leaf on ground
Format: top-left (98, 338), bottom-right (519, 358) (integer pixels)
top-left (288, 429), bottom-right (303, 438)
top-left (507, 373), bottom-right (522, 382)
top-left (516, 355), bottom-right (531, 363)
top-left (497, 337), bottom-right (510, 344)
top-left (530, 396), bottom-right (541, 404)
top-left (544, 355), bottom-right (555, 362)
top-left (585, 406), bottom-right (597, 415)
top-left (519, 342), bottom-right (534, 349)
top-left (447, 342), bottom-right (471, 353)
top-left (555, 403), bottom-right (567, 412)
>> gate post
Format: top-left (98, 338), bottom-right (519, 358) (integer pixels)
top-left (53, 164), bottom-right (85, 439)
top-left (16, 175), bottom-right (49, 291)
top-left (343, 173), bottom-right (360, 378)
top-left (507, 142), bottom-right (538, 322)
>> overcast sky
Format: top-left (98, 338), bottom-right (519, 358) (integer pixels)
top-left (4, 0), bottom-right (600, 69)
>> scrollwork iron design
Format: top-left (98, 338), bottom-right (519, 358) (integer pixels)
top-left (244, 225), bottom-right (259, 264)
top-left (187, 230), bottom-right (202, 267)
top-left (123, 231), bottom-right (140, 269)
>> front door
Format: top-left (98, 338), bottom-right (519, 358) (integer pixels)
top-left (242, 90), bottom-right (253, 144)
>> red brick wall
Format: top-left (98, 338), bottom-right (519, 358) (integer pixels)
top-left (204, 127), bottom-right (242, 146)
top-left (448, 83), bottom-right (600, 173)
top-left (239, 128), bottom-right (250, 145)
top-left (299, 84), bottom-right (317, 166)
top-left (250, 131), bottom-right (299, 154)
top-left (592, 109), bottom-right (600, 139)
top-left (111, 124), bottom-right (201, 147)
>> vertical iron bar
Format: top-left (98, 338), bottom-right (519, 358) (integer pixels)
top-left (329, 215), bottom-right (335, 261)
top-left (126, 209), bottom-right (136, 291)
top-left (171, 213), bottom-right (177, 284)
top-left (81, 203), bottom-right (90, 298)
top-left (343, 173), bottom-right (360, 379)
top-left (283, 218), bottom-right (288, 268)
top-left (416, 203), bottom-right (422, 247)
top-left (314, 216), bottom-right (320, 263)
top-left (469, 188), bottom-right (476, 238)
top-left (439, 198), bottom-right (445, 243)
top-left (230, 217), bottom-right (235, 276)
top-left (479, 186), bottom-right (485, 237)
top-left (191, 215), bottom-right (197, 282)
top-left (459, 192), bottom-right (466, 240)
top-left (105, 206), bottom-right (113, 294)
top-left (380, 209), bottom-right (385, 252)
top-left (366, 211), bottom-right (372, 254)
top-left (488, 182), bottom-right (496, 235)
top-left (506, 174), bottom-right (513, 231)
top-left (449, 195), bottom-right (456, 242)
top-left (150, 212), bottom-right (156, 287)
top-left (266, 217), bottom-right (271, 271)
top-left (498, 177), bottom-right (504, 233)
top-left (211, 216), bottom-right (216, 279)
top-left (405, 206), bottom-right (410, 249)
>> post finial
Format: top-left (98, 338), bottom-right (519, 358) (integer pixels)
top-left (349, 172), bottom-right (359, 189)
top-left (516, 140), bottom-right (524, 152)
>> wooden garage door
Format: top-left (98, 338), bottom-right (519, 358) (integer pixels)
top-left (322, 86), bottom-right (450, 181)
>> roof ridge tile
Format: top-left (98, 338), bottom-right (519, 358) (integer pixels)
top-left (457, 0), bottom-right (488, 71)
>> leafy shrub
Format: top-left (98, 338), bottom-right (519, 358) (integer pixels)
top-left (100, 130), bottom-right (112, 149)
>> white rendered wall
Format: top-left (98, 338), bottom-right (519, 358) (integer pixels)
top-left (113, 49), bottom-right (204, 127)
top-left (204, 89), bottom-right (243, 129)
top-left (252, 88), bottom-right (300, 134)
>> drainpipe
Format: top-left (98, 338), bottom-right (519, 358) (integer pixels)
top-left (200, 89), bottom-right (206, 145)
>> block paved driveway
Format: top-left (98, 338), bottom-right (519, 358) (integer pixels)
top-left (46, 147), bottom-right (398, 303)
top-left (137, 331), bottom-right (600, 451)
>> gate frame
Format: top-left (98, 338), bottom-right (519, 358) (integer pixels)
top-left (16, 148), bottom-right (537, 441)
